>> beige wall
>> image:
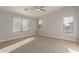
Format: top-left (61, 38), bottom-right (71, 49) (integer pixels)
top-left (39, 6), bottom-right (78, 41)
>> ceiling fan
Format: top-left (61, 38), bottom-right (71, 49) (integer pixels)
top-left (24, 6), bottom-right (46, 12)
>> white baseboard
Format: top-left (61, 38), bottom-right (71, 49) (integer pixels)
top-left (0, 34), bottom-right (35, 43)
top-left (39, 34), bottom-right (78, 42)
top-left (0, 33), bottom-right (78, 43)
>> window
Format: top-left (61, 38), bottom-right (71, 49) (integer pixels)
top-left (13, 17), bottom-right (29, 32)
top-left (23, 19), bottom-right (29, 31)
top-left (63, 16), bottom-right (73, 33)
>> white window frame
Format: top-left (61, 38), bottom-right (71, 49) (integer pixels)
top-left (63, 16), bottom-right (73, 33)
top-left (13, 17), bottom-right (29, 32)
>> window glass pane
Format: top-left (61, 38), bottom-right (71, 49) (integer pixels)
top-left (23, 19), bottom-right (29, 31)
top-left (13, 17), bottom-right (29, 32)
top-left (63, 16), bottom-right (73, 33)
top-left (13, 17), bottom-right (22, 32)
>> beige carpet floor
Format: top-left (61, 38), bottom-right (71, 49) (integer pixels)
top-left (8, 35), bottom-right (79, 53)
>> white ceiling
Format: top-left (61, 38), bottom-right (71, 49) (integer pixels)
top-left (0, 6), bottom-right (63, 18)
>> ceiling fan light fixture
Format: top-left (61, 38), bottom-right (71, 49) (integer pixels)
top-left (36, 9), bottom-right (40, 12)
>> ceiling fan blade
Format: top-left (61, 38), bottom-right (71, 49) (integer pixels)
top-left (33, 6), bottom-right (45, 9)
top-left (24, 8), bottom-right (28, 10)
top-left (24, 7), bottom-right (36, 11)
top-left (39, 6), bottom-right (45, 8)
top-left (40, 9), bottom-right (46, 11)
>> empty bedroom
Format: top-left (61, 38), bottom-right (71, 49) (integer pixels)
top-left (0, 6), bottom-right (79, 53)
